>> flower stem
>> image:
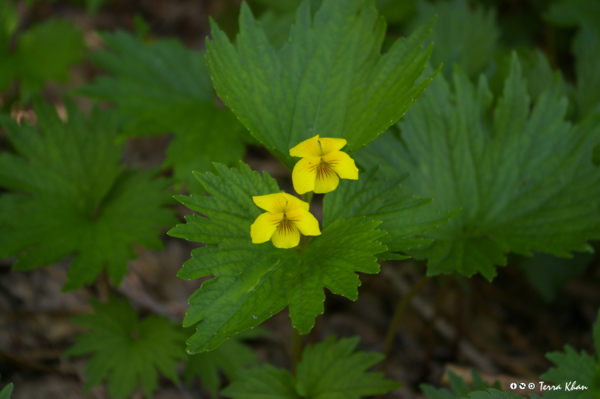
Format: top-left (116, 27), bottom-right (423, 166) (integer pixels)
top-left (381, 274), bottom-right (431, 371)
top-left (301, 191), bottom-right (313, 205)
top-left (291, 327), bottom-right (303, 374)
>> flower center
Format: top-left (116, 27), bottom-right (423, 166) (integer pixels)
top-left (277, 218), bottom-right (295, 236)
top-left (316, 159), bottom-right (334, 180)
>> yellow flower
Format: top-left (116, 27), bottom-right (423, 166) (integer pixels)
top-left (250, 193), bottom-right (321, 249)
top-left (289, 135), bottom-right (359, 194)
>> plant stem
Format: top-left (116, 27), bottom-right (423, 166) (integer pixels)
top-left (381, 274), bottom-right (431, 371)
top-left (301, 191), bottom-right (313, 205)
top-left (291, 327), bottom-right (303, 374)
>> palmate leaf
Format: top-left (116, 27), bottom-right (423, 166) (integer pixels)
top-left (0, 100), bottom-right (175, 290)
top-left (206, 0), bottom-right (436, 169)
top-left (323, 168), bottom-right (458, 259)
top-left (183, 328), bottom-right (268, 398)
top-left (421, 370), bottom-right (501, 399)
top-left (169, 162), bottom-right (387, 353)
top-left (409, 0), bottom-right (499, 79)
top-left (78, 30), bottom-right (247, 189)
top-left (222, 336), bottom-right (400, 399)
top-left (540, 307), bottom-right (600, 399)
top-left (356, 55), bottom-right (600, 280)
top-left (64, 296), bottom-right (185, 399)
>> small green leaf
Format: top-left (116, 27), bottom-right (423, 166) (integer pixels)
top-left (0, 375), bottom-right (13, 399)
top-left (516, 251), bottom-right (593, 302)
top-left (222, 364), bottom-right (300, 399)
top-left (356, 55), bottom-right (600, 280)
top-left (541, 307), bottom-right (600, 399)
top-left (0, 100), bottom-right (175, 290)
top-left (421, 370), bottom-right (501, 399)
top-left (573, 27), bottom-right (600, 119)
top-left (169, 162), bottom-right (386, 353)
top-left (295, 336), bottom-right (401, 399)
top-left (79, 30), bottom-right (247, 189)
top-left (466, 389), bottom-right (537, 399)
top-left (16, 19), bottom-right (84, 99)
top-left (184, 328), bottom-right (268, 398)
top-left (409, 0), bottom-right (499, 79)
top-left (206, 0), bottom-right (436, 168)
top-left (545, 0), bottom-right (600, 31)
top-left (64, 296), bottom-right (185, 399)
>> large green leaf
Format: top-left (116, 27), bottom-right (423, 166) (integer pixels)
top-left (466, 390), bottom-right (538, 399)
top-left (206, 0), bottom-right (436, 169)
top-left (64, 296), bottom-right (184, 399)
top-left (0, 100), bottom-right (175, 290)
top-left (409, 0), bottom-right (498, 79)
top-left (323, 168), bottom-right (458, 258)
top-left (78, 30), bottom-right (247, 189)
top-left (222, 336), bottom-right (400, 399)
top-left (356, 55), bottom-right (600, 280)
top-left (169, 162), bottom-right (387, 353)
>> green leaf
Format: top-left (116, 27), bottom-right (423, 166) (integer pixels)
top-left (0, 100), bottom-right (175, 290)
top-left (64, 296), bottom-right (185, 399)
top-left (545, 0), bottom-right (600, 31)
top-left (222, 364), bottom-right (300, 399)
top-left (323, 168), bottom-right (458, 257)
top-left (15, 19), bottom-right (84, 99)
top-left (222, 336), bottom-right (400, 399)
top-left (206, 0), bottom-right (436, 168)
top-left (169, 162), bottom-right (386, 353)
top-left (573, 27), bottom-right (600, 119)
top-left (409, 0), bottom-right (499, 79)
top-left (184, 328), bottom-right (267, 398)
top-left (516, 251), bottom-right (593, 302)
top-left (0, 375), bottom-right (13, 399)
top-left (0, 10), bottom-right (83, 97)
top-left (421, 370), bottom-right (501, 399)
top-left (355, 55), bottom-right (600, 280)
top-left (541, 307), bottom-right (600, 399)
top-left (79, 30), bottom-right (247, 189)
top-left (295, 336), bottom-right (401, 399)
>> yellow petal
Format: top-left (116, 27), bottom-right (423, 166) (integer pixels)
top-left (292, 156), bottom-right (320, 194)
top-left (250, 212), bottom-right (283, 243)
top-left (271, 220), bottom-right (300, 248)
top-left (318, 137), bottom-right (347, 155)
top-left (253, 193), bottom-right (288, 213)
top-left (322, 150), bottom-right (359, 180)
top-left (281, 193), bottom-right (310, 211)
top-left (314, 163), bottom-right (340, 193)
top-left (286, 208), bottom-right (321, 236)
top-left (290, 135), bottom-right (321, 158)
